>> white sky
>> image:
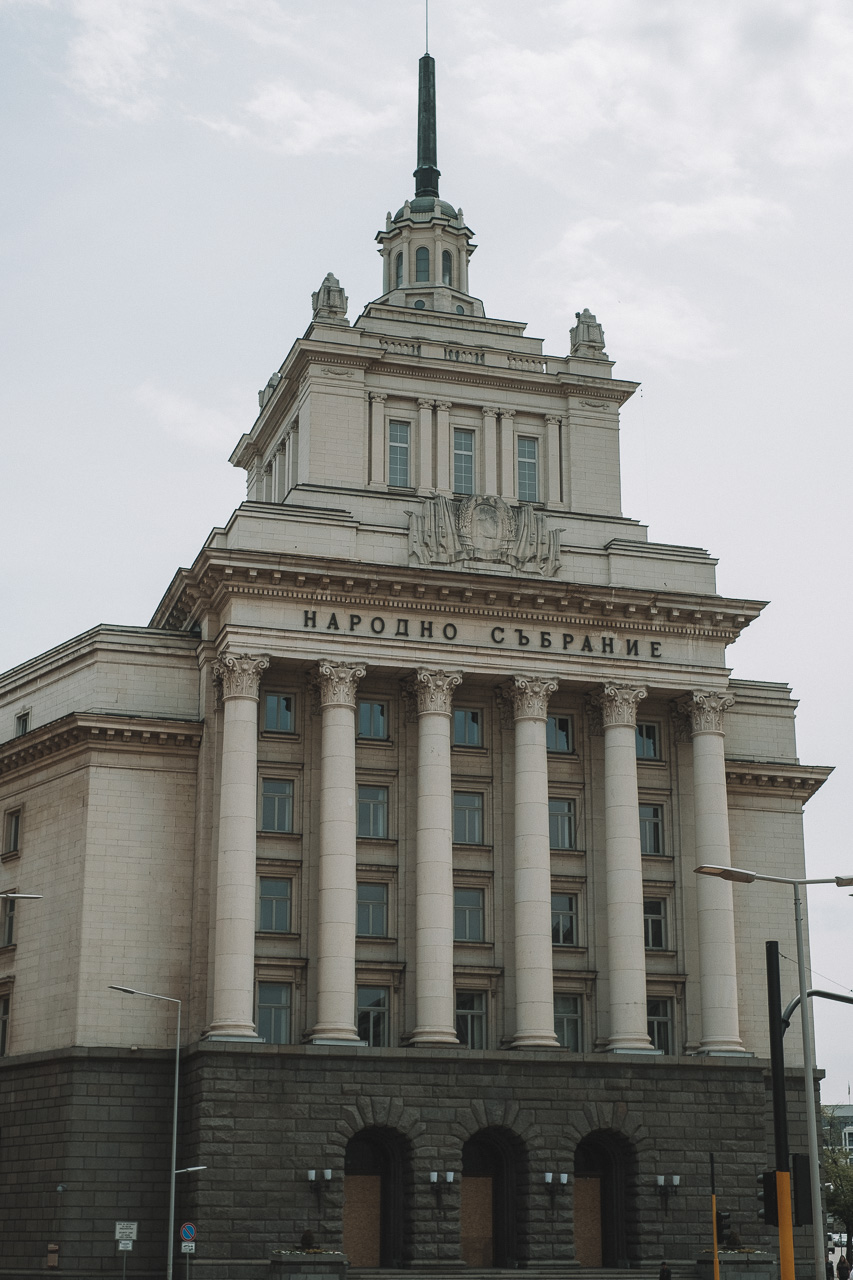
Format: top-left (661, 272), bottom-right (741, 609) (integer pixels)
top-left (2, 0), bottom-right (852, 1098)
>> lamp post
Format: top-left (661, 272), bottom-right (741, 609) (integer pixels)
top-left (695, 865), bottom-right (853, 1280)
top-left (110, 985), bottom-right (181, 1280)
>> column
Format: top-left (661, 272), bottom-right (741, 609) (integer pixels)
top-left (369, 392), bottom-right (387, 487)
top-left (418, 398), bottom-right (434, 492)
top-left (545, 416), bottom-right (562, 506)
top-left (506, 675), bottom-right (560, 1048)
top-left (435, 400), bottom-right (452, 493)
top-left (482, 407), bottom-right (498, 496)
top-left (499, 409), bottom-right (516, 499)
top-left (410, 669), bottom-right (462, 1045)
top-left (687, 691), bottom-right (745, 1053)
top-left (401, 229), bottom-right (411, 285)
top-left (310, 660), bottom-right (366, 1042)
top-left (600, 683), bottom-right (654, 1051)
top-left (209, 651), bottom-right (270, 1037)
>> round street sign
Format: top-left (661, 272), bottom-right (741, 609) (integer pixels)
top-left (180, 1223), bottom-right (196, 1242)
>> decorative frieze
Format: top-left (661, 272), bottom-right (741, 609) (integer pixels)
top-left (316, 660), bottom-right (366, 708)
top-left (213, 652), bottom-right (270, 700)
top-left (502, 674), bottom-right (558, 720)
top-left (682, 690), bottom-right (735, 734)
top-left (414, 668), bottom-right (462, 715)
top-left (596, 683), bottom-right (647, 728)
top-left (408, 493), bottom-right (562, 577)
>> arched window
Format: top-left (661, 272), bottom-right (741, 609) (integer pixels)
top-left (442, 249), bottom-right (453, 286)
top-left (415, 246), bottom-right (430, 282)
top-left (394, 252), bottom-right (403, 290)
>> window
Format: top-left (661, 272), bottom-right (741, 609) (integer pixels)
top-left (548, 798), bottom-right (576, 850)
top-left (358, 701), bottom-right (388, 740)
top-left (257, 981), bottom-right (291, 1044)
top-left (546, 715), bottom-right (574, 753)
top-left (455, 991), bottom-right (486, 1048)
top-left (3, 811), bottom-right (20, 856)
top-left (453, 707), bottom-right (481, 747)
top-left (357, 883), bottom-right (388, 937)
top-left (357, 986), bottom-right (389, 1046)
top-left (258, 878), bottom-right (292, 933)
top-left (636, 722), bottom-right (661, 760)
top-left (453, 792), bottom-right (483, 845)
top-left (517, 436), bottom-right (539, 502)
top-left (442, 249), bottom-right (453, 286)
top-left (388, 421), bottom-right (411, 487)
top-left (1, 898), bottom-right (14, 948)
top-left (394, 251), bottom-right (403, 289)
top-left (0, 995), bottom-right (8, 1055)
top-left (14, 713), bottom-right (29, 737)
top-left (263, 693), bottom-right (294, 733)
top-left (554, 993), bottom-right (582, 1050)
top-left (357, 785), bottom-right (389, 839)
top-left (415, 246), bottom-right (430, 282)
top-left (644, 899), bottom-right (667, 950)
top-left (453, 428), bottom-right (475, 495)
top-left (454, 888), bottom-right (485, 942)
top-left (639, 804), bottom-right (664, 855)
top-left (551, 892), bottom-right (578, 946)
top-left (261, 778), bottom-right (294, 833)
top-left (647, 997), bottom-right (673, 1054)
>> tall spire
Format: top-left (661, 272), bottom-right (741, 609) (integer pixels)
top-left (414, 53), bottom-right (440, 198)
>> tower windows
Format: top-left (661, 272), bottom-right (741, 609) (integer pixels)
top-left (388, 421), bottom-right (411, 487)
top-left (517, 436), bottom-right (539, 502)
top-left (453, 428), bottom-right (475, 494)
top-left (442, 249), bottom-right (453, 286)
top-left (415, 246), bottom-right (430, 282)
top-left (394, 251), bottom-right (403, 289)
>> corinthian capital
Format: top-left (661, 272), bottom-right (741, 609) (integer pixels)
top-left (316, 660), bottom-right (366, 708)
top-left (415, 668), bottom-right (463, 715)
top-left (683, 690), bottom-right (734, 735)
top-left (597, 683), bottom-right (647, 727)
top-left (503, 674), bottom-right (558, 721)
top-left (213, 652), bottom-right (270, 700)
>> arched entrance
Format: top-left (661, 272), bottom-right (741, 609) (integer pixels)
top-left (460, 1128), bottom-right (526, 1268)
top-left (573, 1131), bottom-right (635, 1268)
top-left (342, 1128), bottom-right (407, 1267)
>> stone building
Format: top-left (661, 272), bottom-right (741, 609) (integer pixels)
top-left (0, 50), bottom-right (832, 1276)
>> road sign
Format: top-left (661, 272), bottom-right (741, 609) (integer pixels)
top-left (181, 1242), bottom-right (195, 1254)
top-left (118, 1241), bottom-right (133, 1252)
top-left (180, 1223), bottom-right (196, 1242)
top-left (115, 1222), bottom-right (138, 1242)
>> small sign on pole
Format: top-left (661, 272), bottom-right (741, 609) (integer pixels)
top-left (180, 1223), bottom-right (196, 1242)
top-left (115, 1222), bottom-right (138, 1242)
top-left (181, 1242), bottom-right (195, 1254)
top-left (118, 1241), bottom-right (133, 1252)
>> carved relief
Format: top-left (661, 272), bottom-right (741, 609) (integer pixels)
top-left (584, 693), bottom-right (604, 737)
top-left (502, 674), bottom-right (559, 720)
top-left (316, 660), bottom-right (366, 708)
top-left (595, 683), bottom-right (647, 727)
top-left (415, 668), bottom-right (463, 715)
top-left (213, 652), bottom-right (270, 700)
top-left (681, 691), bottom-right (734, 735)
top-left (408, 494), bottom-right (562, 578)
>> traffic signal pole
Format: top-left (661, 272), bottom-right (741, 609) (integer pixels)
top-left (767, 941), bottom-right (796, 1280)
top-left (710, 1153), bottom-right (720, 1280)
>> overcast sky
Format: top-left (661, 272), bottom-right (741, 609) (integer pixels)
top-left (2, 0), bottom-right (852, 1099)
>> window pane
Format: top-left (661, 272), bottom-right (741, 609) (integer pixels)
top-left (548, 798), bottom-right (576, 850)
top-left (455, 991), bottom-right (486, 1049)
top-left (264, 694), bottom-right (293, 733)
top-left (3, 811), bottom-right (20, 855)
top-left (388, 421), bottom-right (410, 486)
top-left (415, 247), bottom-right (430, 282)
top-left (554, 993), bottom-right (582, 1050)
top-left (453, 792), bottom-right (483, 844)
top-left (647, 998), bottom-right (672, 1054)
top-left (257, 982), bottom-right (291, 1044)
top-left (1, 898), bottom-right (15, 948)
top-left (639, 804), bottom-right (664, 855)
top-left (261, 779), bottom-right (294, 833)
top-left (394, 252), bottom-right (403, 289)
top-left (517, 437), bottom-right (539, 502)
top-left (357, 986), bottom-right (389, 1046)
top-left (442, 249), bottom-right (453, 286)
top-left (259, 878), bottom-right (292, 933)
top-left (358, 701), bottom-right (387, 739)
top-left (0, 995), bottom-right (9, 1055)
top-left (643, 899), bottom-right (666, 950)
top-left (357, 785), bottom-right (388, 839)
top-left (546, 715), bottom-right (573, 753)
top-left (453, 707), bottom-right (481, 746)
top-left (454, 888), bottom-right (485, 941)
top-left (357, 882), bottom-right (388, 936)
top-left (453, 428), bottom-right (474, 495)
top-left (551, 893), bottom-right (577, 946)
top-left (636, 723), bottom-right (660, 759)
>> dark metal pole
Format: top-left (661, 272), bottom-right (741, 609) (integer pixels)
top-left (766, 941), bottom-right (790, 1170)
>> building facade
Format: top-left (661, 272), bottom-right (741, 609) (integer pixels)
top-left (0, 52), bottom-right (832, 1276)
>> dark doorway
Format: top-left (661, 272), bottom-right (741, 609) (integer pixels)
top-left (461, 1128), bottom-right (525, 1268)
top-left (343, 1128), bottom-right (406, 1267)
top-left (573, 1131), bottom-right (634, 1268)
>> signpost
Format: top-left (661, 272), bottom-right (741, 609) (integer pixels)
top-left (180, 1224), bottom-right (197, 1280)
top-left (115, 1222), bottom-right (137, 1280)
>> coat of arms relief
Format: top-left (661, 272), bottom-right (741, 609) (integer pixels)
top-left (407, 494), bottom-right (562, 578)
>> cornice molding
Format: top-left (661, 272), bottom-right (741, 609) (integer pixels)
top-left (0, 714), bottom-right (203, 779)
top-left (724, 761), bottom-right (833, 803)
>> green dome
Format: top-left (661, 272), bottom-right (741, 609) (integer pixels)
top-left (394, 196), bottom-right (458, 221)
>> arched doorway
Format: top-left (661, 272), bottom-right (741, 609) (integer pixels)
top-left (342, 1128), bottom-right (407, 1267)
top-left (573, 1131), bottom-right (635, 1268)
top-left (460, 1128), bottom-right (526, 1268)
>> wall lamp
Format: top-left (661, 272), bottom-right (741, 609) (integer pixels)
top-left (308, 1169), bottom-right (331, 1208)
top-left (429, 1171), bottom-right (454, 1209)
top-left (656, 1174), bottom-right (681, 1213)
top-left (544, 1172), bottom-right (569, 1208)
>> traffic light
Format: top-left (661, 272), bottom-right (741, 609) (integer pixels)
top-left (716, 1209), bottom-right (732, 1241)
top-left (758, 1171), bottom-right (778, 1226)
top-left (792, 1154), bottom-right (813, 1226)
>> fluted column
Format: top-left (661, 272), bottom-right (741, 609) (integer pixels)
top-left (600, 683), bottom-right (654, 1051)
top-left (410, 669), bottom-right (462, 1045)
top-left (310, 660), bottom-right (366, 1042)
top-left (687, 691), bottom-right (745, 1053)
top-left (209, 652), bottom-right (270, 1037)
top-left (506, 675), bottom-right (560, 1048)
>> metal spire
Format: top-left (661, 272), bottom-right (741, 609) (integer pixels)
top-left (414, 43), bottom-right (440, 198)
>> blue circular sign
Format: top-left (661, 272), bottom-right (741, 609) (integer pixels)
top-left (180, 1224), bottom-right (196, 1242)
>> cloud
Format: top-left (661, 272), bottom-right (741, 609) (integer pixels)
top-left (134, 382), bottom-right (243, 454)
top-left (63, 0), bottom-right (174, 120)
top-left (640, 193), bottom-right (788, 239)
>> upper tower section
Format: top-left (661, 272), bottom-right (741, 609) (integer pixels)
top-left (375, 53), bottom-right (482, 318)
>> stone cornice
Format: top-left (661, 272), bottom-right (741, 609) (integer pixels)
top-left (0, 714), bottom-right (203, 780)
top-left (724, 761), bottom-right (833, 803)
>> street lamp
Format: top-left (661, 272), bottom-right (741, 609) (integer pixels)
top-left (110, 985), bottom-right (182, 1280)
top-left (695, 864), bottom-right (853, 1280)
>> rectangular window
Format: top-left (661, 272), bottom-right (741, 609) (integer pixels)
top-left (261, 778), bottom-right (294, 833)
top-left (453, 708), bottom-right (482, 747)
top-left (455, 991), bottom-right (486, 1049)
top-left (3, 811), bottom-right (20, 856)
top-left (357, 986), bottom-right (389, 1046)
top-left (546, 715), bottom-right (574, 753)
top-left (258, 878), bottom-right (292, 933)
top-left (454, 888), bottom-right (485, 942)
top-left (452, 792), bottom-right (483, 845)
top-left (554, 993), bottom-right (582, 1050)
top-left (1, 898), bottom-right (14, 948)
top-left (357, 882), bottom-right (389, 937)
top-left (257, 981), bottom-right (291, 1044)
top-left (388, 421), bottom-right (411, 487)
top-left (358, 700), bottom-right (388, 740)
top-left (263, 694), bottom-right (294, 733)
top-left (357, 785), bottom-right (389, 839)
top-left (643, 899), bottom-right (667, 950)
top-left (636, 722), bottom-right (661, 760)
top-left (647, 997), bottom-right (673, 1054)
top-left (639, 804), bottom-right (664, 855)
top-left (548, 798), bottom-right (576, 850)
top-left (551, 892), bottom-right (578, 946)
top-left (14, 713), bottom-right (29, 738)
top-left (453, 428), bottom-right (475, 495)
top-left (0, 995), bottom-right (8, 1055)
top-left (517, 436), bottom-right (539, 502)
